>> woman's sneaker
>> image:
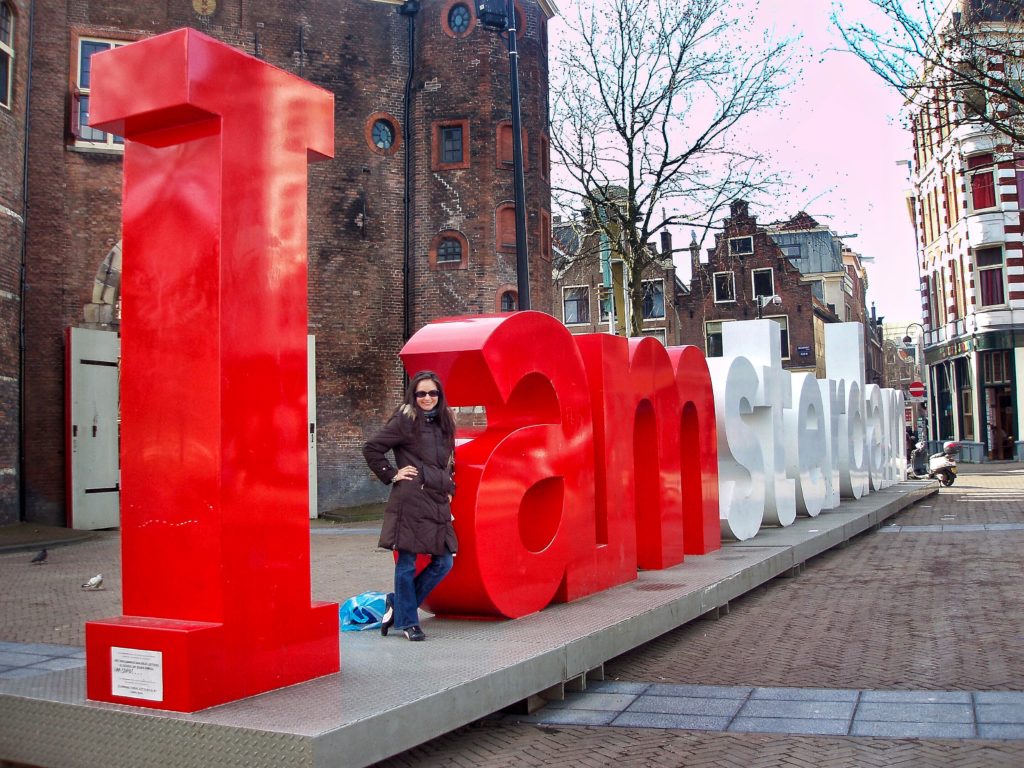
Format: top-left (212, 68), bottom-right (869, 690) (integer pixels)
top-left (404, 625), bottom-right (426, 641)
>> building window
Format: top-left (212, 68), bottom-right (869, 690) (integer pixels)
top-left (763, 315), bottom-right (790, 359)
top-left (73, 38), bottom-right (129, 148)
top-left (365, 112), bottom-right (401, 156)
top-left (500, 289), bottom-right (518, 312)
top-left (429, 230), bottom-right (469, 269)
top-left (975, 246), bottom-right (1005, 307)
top-left (539, 209), bottom-right (552, 262)
top-left (432, 119), bottom-right (470, 170)
top-left (642, 279), bottom-right (665, 319)
top-left (704, 320), bottom-right (733, 357)
top-left (713, 271), bottom-right (735, 303)
top-left (563, 286), bottom-right (590, 325)
top-left (599, 289), bottom-right (613, 323)
top-left (752, 267), bottom-right (774, 298)
top-left (444, 2), bottom-right (474, 37)
top-left (778, 243), bottom-right (801, 259)
top-left (539, 134), bottom-right (550, 181)
top-left (0, 1), bottom-right (13, 110)
top-left (437, 237), bottom-right (461, 263)
top-left (968, 153), bottom-right (996, 211)
top-left (496, 203), bottom-right (516, 252)
top-left (729, 236), bottom-right (753, 256)
top-left (496, 120), bottom-right (527, 170)
top-left (642, 328), bottom-right (667, 345)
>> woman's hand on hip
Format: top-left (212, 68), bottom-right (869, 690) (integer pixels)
top-left (393, 466), bottom-right (419, 482)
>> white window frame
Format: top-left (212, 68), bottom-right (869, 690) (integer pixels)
top-left (74, 37), bottom-right (129, 150)
top-left (641, 328), bottom-right (666, 345)
top-left (778, 243), bottom-right (800, 259)
top-left (641, 278), bottom-right (665, 320)
top-left (975, 245), bottom-right (1006, 308)
top-left (763, 314), bottom-right (790, 360)
top-left (966, 153), bottom-right (998, 213)
top-left (704, 319), bottom-right (734, 358)
top-left (713, 271), bottom-right (735, 303)
top-left (729, 236), bottom-right (753, 256)
top-left (0, 1), bottom-right (13, 110)
top-left (562, 285), bottom-right (591, 326)
top-left (751, 267), bottom-right (774, 298)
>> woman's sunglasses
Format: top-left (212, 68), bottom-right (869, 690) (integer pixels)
top-left (415, 389), bottom-right (440, 398)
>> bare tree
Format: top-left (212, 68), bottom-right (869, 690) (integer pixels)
top-left (835, 0), bottom-right (1024, 146)
top-left (550, 0), bottom-right (796, 336)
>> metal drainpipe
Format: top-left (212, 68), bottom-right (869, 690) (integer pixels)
top-left (17, 0), bottom-right (37, 522)
top-left (400, 1), bottom-right (419, 344)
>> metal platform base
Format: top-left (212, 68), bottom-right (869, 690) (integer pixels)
top-left (0, 482), bottom-right (936, 768)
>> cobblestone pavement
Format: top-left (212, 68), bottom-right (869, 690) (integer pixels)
top-left (376, 465), bottom-right (1024, 767)
top-left (3, 468), bottom-right (1024, 766)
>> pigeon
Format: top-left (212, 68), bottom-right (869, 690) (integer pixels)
top-left (81, 574), bottom-right (104, 590)
top-left (29, 548), bottom-right (47, 565)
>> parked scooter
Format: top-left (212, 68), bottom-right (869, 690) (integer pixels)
top-left (909, 440), bottom-right (959, 486)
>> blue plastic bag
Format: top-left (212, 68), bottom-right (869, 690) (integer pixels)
top-left (339, 591), bottom-right (388, 632)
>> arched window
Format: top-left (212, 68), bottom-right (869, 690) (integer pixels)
top-left (429, 230), bottom-right (469, 269)
top-left (437, 237), bottom-right (461, 263)
top-left (496, 203), bottom-right (517, 253)
top-left (500, 290), bottom-right (517, 311)
top-left (0, 2), bottom-right (12, 109)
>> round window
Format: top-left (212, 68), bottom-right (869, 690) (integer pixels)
top-left (372, 119), bottom-right (395, 151)
top-left (448, 4), bottom-right (471, 34)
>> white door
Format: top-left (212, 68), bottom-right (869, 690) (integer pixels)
top-left (308, 335), bottom-right (318, 519)
top-left (67, 328), bottom-right (120, 530)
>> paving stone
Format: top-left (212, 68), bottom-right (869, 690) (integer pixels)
top-left (976, 692), bottom-right (1024, 705)
top-left (979, 723), bottom-right (1024, 739)
top-left (626, 695), bottom-right (743, 717)
top-left (0, 651), bottom-right (49, 667)
top-left (24, 657), bottom-right (85, 671)
top-left (585, 680), bottom-right (649, 695)
top-left (740, 699), bottom-right (855, 720)
top-left (860, 690), bottom-right (972, 704)
top-left (977, 704), bottom-right (1024, 724)
top-left (544, 692), bottom-right (637, 711)
top-left (645, 683), bottom-right (751, 699)
top-left (851, 721), bottom-right (976, 739)
top-left (751, 686), bottom-right (859, 702)
top-left (729, 716), bottom-right (851, 736)
top-left (11, 643), bottom-right (82, 657)
top-left (611, 712), bottom-right (730, 731)
top-left (855, 702), bottom-right (974, 723)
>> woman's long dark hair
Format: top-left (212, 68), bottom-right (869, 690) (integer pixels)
top-left (403, 370), bottom-right (456, 441)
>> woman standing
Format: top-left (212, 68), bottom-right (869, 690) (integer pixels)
top-left (363, 371), bottom-right (457, 641)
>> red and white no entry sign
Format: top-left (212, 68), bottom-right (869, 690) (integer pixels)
top-left (908, 380), bottom-right (926, 398)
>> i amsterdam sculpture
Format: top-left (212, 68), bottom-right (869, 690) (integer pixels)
top-left (85, 29), bottom-right (906, 713)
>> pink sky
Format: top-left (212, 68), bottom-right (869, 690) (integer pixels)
top-left (550, 0), bottom-right (924, 326)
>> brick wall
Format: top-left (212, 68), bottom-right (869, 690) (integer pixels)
top-left (0, 0), bottom-right (30, 525)
top-left (677, 201), bottom-right (824, 370)
top-left (17, 0), bottom-right (553, 524)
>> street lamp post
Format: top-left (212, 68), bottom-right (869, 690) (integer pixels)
top-left (478, 0), bottom-right (531, 310)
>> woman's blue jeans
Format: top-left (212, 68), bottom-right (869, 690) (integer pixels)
top-left (393, 550), bottom-right (453, 630)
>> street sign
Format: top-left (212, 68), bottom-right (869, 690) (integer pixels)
top-left (908, 380), bottom-right (925, 398)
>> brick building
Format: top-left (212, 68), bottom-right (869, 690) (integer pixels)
top-left (907, 0), bottom-right (1023, 461)
top-left (552, 215), bottom-right (687, 344)
top-left (0, 0), bottom-right (27, 526)
top-left (678, 200), bottom-right (846, 376)
top-left (1, 0), bottom-right (556, 526)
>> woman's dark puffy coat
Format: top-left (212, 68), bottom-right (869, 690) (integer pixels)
top-left (363, 404), bottom-right (458, 556)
